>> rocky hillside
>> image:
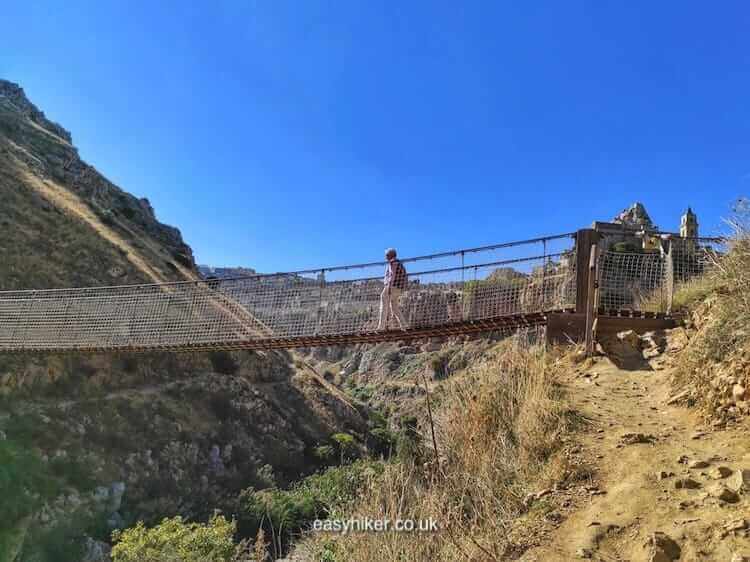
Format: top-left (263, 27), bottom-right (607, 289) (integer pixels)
top-left (666, 227), bottom-right (750, 425)
top-left (0, 80), bottom-right (369, 562)
top-left (0, 79), bottom-right (195, 289)
top-left (198, 265), bottom-right (257, 279)
top-left (296, 331), bottom-right (520, 421)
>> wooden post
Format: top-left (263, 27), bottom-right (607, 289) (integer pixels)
top-left (585, 242), bottom-right (599, 356)
top-left (665, 240), bottom-right (674, 315)
top-left (575, 229), bottom-right (600, 313)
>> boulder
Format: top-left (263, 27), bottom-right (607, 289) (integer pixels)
top-left (81, 538), bottom-right (111, 562)
top-left (597, 330), bottom-right (650, 370)
top-left (645, 532), bottom-right (681, 562)
top-left (674, 478), bottom-right (701, 490)
top-left (109, 482), bottom-right (126, 512)
top-left (641, 331), bottom-right (667, 358)
top-left (620, 432), bottom-right (655, 445)
top-left (709, 484), bottom-right (740, 503)
top-left (709, 466), bottom-right (733, 479)
top-left (733, 384), bottom-right (747, 401)
top-left (727, 469), bottom-right (750, 493)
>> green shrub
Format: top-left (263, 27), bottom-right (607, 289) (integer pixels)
top-left (330, 433), bottom-right (357, 463)
top-left (611, 241), bottom-right (642, 253)
top-left (0, 441), bottom-right (57, 523)
top-left (111, 515), bottom-right (237, 562)
top-left (4, 412), bottom-right (51, 446)
top-left (349, 384), bottom-right (374, 403)
top-left (238, 461), bottom-right (383, 553)
top-left (255, 464), bottom-right (277, 489)
top-left (313, 445), bottom-right (336, 464)
top-left (19, 512), bottom-right (101, 562)
top-left (0, 441), bottom-right (98, 562)
top-left (367, 427), bottom-right (396, 458)
top-left (429, 354), bottom-right (450, 379)
top-left (49, 455), bottom-right (97, 491)
top-left (395, 415), bottom-right (423, 465)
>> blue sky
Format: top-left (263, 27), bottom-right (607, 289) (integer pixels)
top-left (3, 1), bottom-right (749, 272)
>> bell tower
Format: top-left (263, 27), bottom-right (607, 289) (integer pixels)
top-left (680, 207), bottom-right (698, 239)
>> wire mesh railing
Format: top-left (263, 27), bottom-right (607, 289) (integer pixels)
top-left (596, 235), bottom-right (725, 312)
top-left (0, 234), bottom-right (577, 352)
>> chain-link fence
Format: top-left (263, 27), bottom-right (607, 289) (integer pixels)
top-left (596, 234), bottom-right (723, 313)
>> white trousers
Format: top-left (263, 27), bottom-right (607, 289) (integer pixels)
top-left (378, 286), bottom-right (407, 330)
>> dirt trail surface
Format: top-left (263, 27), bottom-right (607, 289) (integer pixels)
top-left (522, 336), bottom-right (750, 562)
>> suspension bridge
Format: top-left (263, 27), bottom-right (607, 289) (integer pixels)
top-left (0, 229), bottom-right (722, 354)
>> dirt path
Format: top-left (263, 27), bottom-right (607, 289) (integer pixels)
top-left (522, 346), bottom-right (750, 561)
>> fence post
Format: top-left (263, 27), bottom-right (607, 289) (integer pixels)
top-left (585, 242), bottom-right (600, 356)
top-left (541, 239), bottom-right (548, 310)
top-left (575, 229), bottom-right (600, 313)
top-left (665, 240), bottom-right (674, 315)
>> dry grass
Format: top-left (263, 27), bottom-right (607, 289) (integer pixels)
top-left (15, 163), bottom-right (172, 284)
top-left (303, 339), bottom-right (572, 561)
top-left (672, 221), bottom-right (750, 416)
top-left (639, 276), bottom-right (715, 315)
top-left (669, 275), bottom-right (717, 312)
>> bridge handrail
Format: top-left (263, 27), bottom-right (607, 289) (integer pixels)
top-left (304, 252), bottom-right (570, 285)
top-left (0, 233), bottom-right (576, 296)
top-left (0, 252), bottom-right (571, 299)
top-left (289, 232), bottom-right (575, 276)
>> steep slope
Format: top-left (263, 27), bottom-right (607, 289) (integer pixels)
top-left (0, 79), bottom-right (195, 289)
top-left (0, 80), bottom-right (369, 562)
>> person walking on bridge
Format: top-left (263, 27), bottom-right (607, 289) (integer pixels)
top-left (378, 248), bottom-right (408, 331)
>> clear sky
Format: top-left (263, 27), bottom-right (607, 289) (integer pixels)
top-left (2, 1), bottom-right (749, 272)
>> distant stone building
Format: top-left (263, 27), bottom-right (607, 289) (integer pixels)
top-left (679, 206), bottom-right (699, 247)
top-left (592, 203), bottom-right (709, 310)
top-left (591, 202), bottom-right (700, 254)
top-left (198, 265), bottom-right (257, 279)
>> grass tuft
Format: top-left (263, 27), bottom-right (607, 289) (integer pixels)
top-left (304, 339), bottom-right (571, 561)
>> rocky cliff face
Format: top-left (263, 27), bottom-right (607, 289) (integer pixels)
top-left (0, 79), bottom-right (195, 289)
top-left (0, 80), bottom-right (368, 561)
top-left (612, 201), bottom-right (657, 231)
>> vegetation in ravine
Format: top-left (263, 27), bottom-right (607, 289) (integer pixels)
top-left (99, 337), bottom-right (574, 562)
top-left (302, 340), bottom-right (574, 561)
